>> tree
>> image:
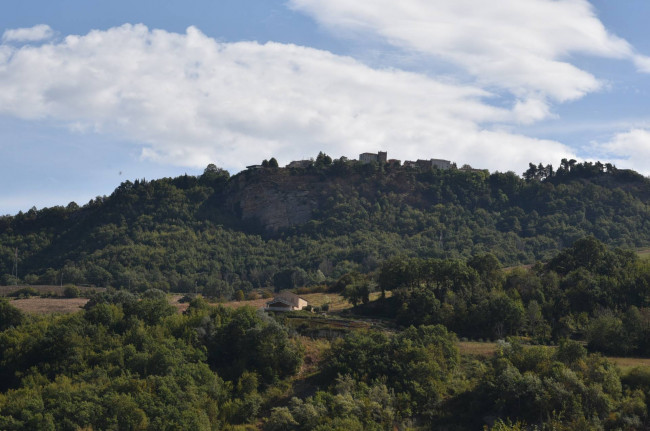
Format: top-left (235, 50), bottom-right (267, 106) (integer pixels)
top-left (63, 285), bottom-right (81, 298)
top-left (343, 281), bottom-right (371, 307)
top-left (378, 256), bottom-right (410, 297)
top-left (523, 163), bottom-right (538, 181)
top-left (468, 253), bottom-right (502, 289)
top-left (269, 157), bottom-right (279, 168)
top-left (201, 163), bottom-right (229, 181)
top-left (315, 152), bottom-right (332, 167)
top-left (0, 298), bottom-right (23, 330)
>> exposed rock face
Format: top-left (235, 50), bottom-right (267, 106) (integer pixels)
top-left (228, 171), bottom-right (321, 231)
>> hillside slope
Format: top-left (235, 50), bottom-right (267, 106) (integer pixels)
top-left (1, 158), bottom-right (649, 295)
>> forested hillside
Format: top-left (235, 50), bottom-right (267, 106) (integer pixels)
top-left (4, 240), bottom-right (650, 429)
top-left (1, 156), bottom-right (649, 297)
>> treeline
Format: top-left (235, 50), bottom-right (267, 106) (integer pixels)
top-left (2, 157), bottom-right (650, 298)
top-left (3, 293), bottom-right (650, 429)
top-left (364, 237), bottom-right (650, 356)
top-left (0, 291), bottom-right (301, 429)
top-left (5, 238), bottom-right (650, 428)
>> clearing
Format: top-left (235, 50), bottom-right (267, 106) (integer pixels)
top-left (11, 297), bottom-right (89, 314)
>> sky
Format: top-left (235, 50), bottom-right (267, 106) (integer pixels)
top-left (1, 0), bottom-right (650, 215)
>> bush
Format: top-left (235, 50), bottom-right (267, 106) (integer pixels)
top-left (178, 294), bottom-right (194, 303)
top-left (8, 287), bottom-right (39, 298)
top-left (63, 285), bottom-right (81, 298)
top-left (23, 274), bottom-right (39, 285)
top-left (0, 298), bottom-right (23, 330)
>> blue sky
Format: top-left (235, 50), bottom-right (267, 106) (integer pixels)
top-left (1, 0), bottom-right (649, 215)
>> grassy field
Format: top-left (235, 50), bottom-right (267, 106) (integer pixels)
top-left (11, 297), bottom-right (89, 314)
top-left (607, 357), bottom-right (650, 370)
top-left (169, 291), bottom-right (387, 314)
top-left (457, 341), bottom-right (650, 371)
top-left (458, 341), bottom-right (499, 357)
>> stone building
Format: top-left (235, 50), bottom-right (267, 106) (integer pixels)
top-left (359, 151), bottom-right (388, 164)
top-left (264, 291), bottom-right (309, 312)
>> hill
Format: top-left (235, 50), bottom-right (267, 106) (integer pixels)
top-left (1, 155), bottom-right (650, 296)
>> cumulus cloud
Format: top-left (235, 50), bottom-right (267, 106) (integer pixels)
top-left (592, 129), bottom-right (650, 175)
top-left (289, 0), bottom-right (650, 114)
top-left (0, 24), bottom-right (576, 172)
top-left (2, 24), bottom-right (53, 42)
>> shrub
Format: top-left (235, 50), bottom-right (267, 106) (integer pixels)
top-left (63, 285), bottom-right (81, 298)
top-left (8, 287), bottom-right (39, 298)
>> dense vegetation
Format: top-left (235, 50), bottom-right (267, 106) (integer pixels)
top-left (3, 239), bottom-right (650, 428)
top-left (0, 292), bottom-right (302, 430)
top-left (371, 237), bottom-right (650, 356)
top-left (3, 157), bottom-right (650, 428)
top-left (2, 157), bottom-right (650, 300)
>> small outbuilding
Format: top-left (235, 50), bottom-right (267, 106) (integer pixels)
top-left (264, 291), bottom-right (308, 312)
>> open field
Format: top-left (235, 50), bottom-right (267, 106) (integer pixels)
top-left (458, 341), bottom-right (499, 357)
top-left (11, 297), bottom-right (89, 314)
top-left (637, 248), bottom-right (650, 260)
top-left (168, 291), bottom-right (387, 314)
top-left (12, 292), bottom-right (650, 373)
top-left (608, 357), bottom-right (650, 370)
top-left (457, 341), bottom-right (650, 371)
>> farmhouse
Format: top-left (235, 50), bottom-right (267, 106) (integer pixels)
top-left (264, 291), bottom-right (308, 312)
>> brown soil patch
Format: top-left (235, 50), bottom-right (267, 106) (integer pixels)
top-left (11, 297), bottom-right (89, 314)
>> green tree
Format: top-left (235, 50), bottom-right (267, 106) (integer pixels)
top-left (342, 281), bottom-right (371, 307)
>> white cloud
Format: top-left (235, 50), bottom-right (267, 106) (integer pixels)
top-left (592, 129), bottom-right (650, 175)
top-left (633, 55), bottom-right (650, 73)
top-left (288, 0), bottom-right (649, 112)
top-left (2, 24), bottom-right (53, 42)
top-left (0, 24), bottom-right (576, 172)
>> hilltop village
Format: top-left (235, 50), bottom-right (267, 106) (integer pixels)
top-left (247, 151), bottom-right (482, 172)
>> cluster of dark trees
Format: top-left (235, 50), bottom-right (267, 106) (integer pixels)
top-left (0, 291), bottom-right (302, 429)
top-left (268, 332), bottom-right (645, 430)
top-left (2, 157), bottom-right (650, 300)
top-left (523, 158), bottom-right (619, 181)
top-left (359, 237), bottom-right (650, 357)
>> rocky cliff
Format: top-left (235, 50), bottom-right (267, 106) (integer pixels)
top-left (226, 170), bottom-right (322, 231)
